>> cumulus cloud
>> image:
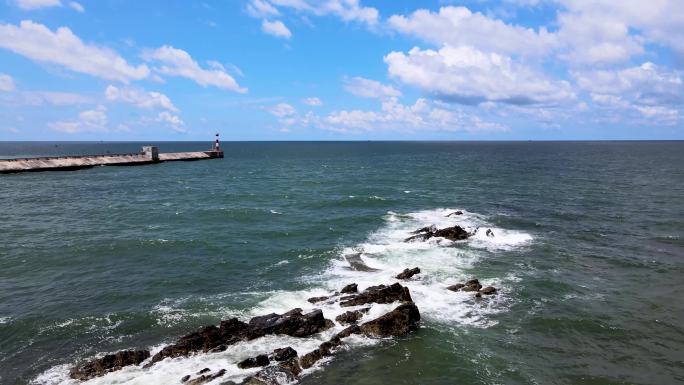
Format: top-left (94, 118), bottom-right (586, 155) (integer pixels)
top-left (268, 102), bottom-right (297, 117)
top-left (303, 97), bottom-right (322, 106)
top-left (343, 76), bottom-right (401, 99)
top-left (105, 85), bottom-right (178, 112)
top-left (68, 1), bottom-right (84, 12)
top-left (385, 45), bottom-right (575, 106)
top-left (261, 19), bottom-right (292, 39)
top-left (268, 0), bottom-right (379, 26)
top-left (156, 111), bottom-right (186, 133)
top-left (144, 45), bottom-right (247, 93)
top-left (0, 21), bottom-right (149, 83)
top-left (0, 73), bottom-right (15, 92)
top-left (49, 105), bottom-right (108, 133)
top-left (388, 6), bottom-right (557, 58)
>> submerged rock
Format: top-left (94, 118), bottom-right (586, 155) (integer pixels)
top-left (446, 283), bottom-right (465, 292)
top-left (344, 252), bottom-right (379, 272)
top-left (395, 267), bottom-right (421, 280)
top-left (243, 365), bottom-right (298, 385)
top-left (237, 354), bottom-right (270, 369)
top-left (405, 225), bottom-right (470, 242)
top-left (185, 369), bottom-right (226, 385)
top-left (359, 303), bottom-right (421, 337)
top-left (306, 296), bottom-right (329, 304)
top-left (69, 350), bottom-right (150, 380)
top-left (446, 211), bottom-right (464, 217)
top-left (481, 286), bottom-right (497, 295)
top-left (339, 283), bottom-right (413, 307)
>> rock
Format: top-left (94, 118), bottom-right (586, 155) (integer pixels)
top-left (318, 336), bottom-right (343, 356)
top-left (405, 225), bottom-right (469, 242)
top-left (198, 368), bottom-right (210, 374)
top-left (335, 324), bottom-right (361, 339)
top-left (181, 374), bottom-right (190, 382)
top-left (359, 303), bottom-right (421, 338)
top-left (335, 308), bottom-right (369, 325)
top-left (272, 347), bottom-right (298, 362)
top-left (299, 348), bottom-right (323, 369)
top-left (306, 296), bottom-right (329, 304)
top-left (243, 365), bottom-right (298, 385)
top-left (247, 308), bottom-right (333, 339)
top-left (446, 211), bottom-right (464, 217)
top-left (237, 354), bottom-right (270, 369)
top-left (186, 369), bottom-right (226, 385)
top-left (278, 357), bottom-right (302, 376)
top-left (410, 225), bottom-right (437, 234)
top-left (147, 318), bottom-right (249, 366)
top-left (340, 283), bottom-right (413, 307)
top-left (486, 229), bottom-right (494, 237)
top-left (70, 350), bottom-right (150, 380)
top-left (341, 283), bottom-right (358, 294)
top-left (395, 267), bottom-right (421, 280)
top-left (446, 283), bottom-right (465, 292)
top-left (481, 286), bottom-right (497, 295)
top-left (475, 293), bottom-right (482, 298)
top-left (344, 252), bottom-right (379, 272)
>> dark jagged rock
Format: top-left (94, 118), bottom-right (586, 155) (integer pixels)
top-left (278, 357), bottom-right (302, 376)
top-left (341, 283), bottom-right (358, 294)
top-left (272, 347), bottom-right (298, 362)
top-left (481, 286), bottom-right (497, 295)
top-left (69, 350), bottom-right (150, 380)
top-left (307, 296), bottom-right (329, 304)
top-left (247, 308), bottom-right (333, 339)
top-left (340, 283), bottom-right (412, 307)
top-left (318, 336), bottom-right (343, 356)
top-left (359, 303), bottom-right (421, 338)
top-left (462, 279), bottom-right (482, 292)
top-left (486, 229), bottom-right (495, 237)
top-left (335, 308), bottom-right (368, 325)
top-left (446, 211), bottom-right (464, 217)
top-left (197, 368), bottom-right (210, 374)
top-left (243, 365), bottom-right (298, 385)
top-left (344, 252), bottom-right (379, 272)
top-left (147, 318), bottom-right (248, 366)
top-left (181, 374), bottom-right (190, 382)
top-left (237, 354), bottom-right (270, 369)
top-left (186, 369), bottom-right (226, 385)
top-left (335, 324), bottom-right (361, 339)
top-left (299, 349), bottom-right (324, 369)
top-left (446, 283), bottom-right (465, 292)
top-left (410, 225), bottom-right (436, 234)
top-left (405, 225), bottom-right (470, 242)
top-left (395, 267), bottom-right (421, 280)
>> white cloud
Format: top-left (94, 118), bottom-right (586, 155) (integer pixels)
top-left (268, 102), bottom-right (297, 117)
top-left (247, 0), bottom-right (280, 18)
top-left (574, 62), bottom-right (683, 125)
top-left (261, 19), bottom-right (292, 39)
top-left (385, 45), bottom-right (575, 106)
top-left (388, 6), bottom-right (557, 58)
top-left (144, 45), bottom-right (247, 93)
top-left (0, 73), bottom-right (15, 92)
top-left (68, 1), bottom-right (84, 12)
top-left (156, 111), bottom-right (186, 133)
top-left (302, 97), bottom-right (322, 106)
top-left (253, 0), bottom-right (378, 26)
top-left (0, 20), bottom-right (149, 83)
top-left (105, 85), bottom-right (178, 112)
top-left (49, 105), bottom-right (108, 133)
top-left (343, 76), bottom-right (401, 99)
top-left (14, 0), bottom-right (61, 10)
top-left (22, 91), bottom-right (89, 105)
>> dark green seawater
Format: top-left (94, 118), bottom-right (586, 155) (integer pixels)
top-left (1, 141), bottom-right (683, 385)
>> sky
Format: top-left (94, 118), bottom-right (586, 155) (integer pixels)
top-left (0, 0), bottom-right (683, 141)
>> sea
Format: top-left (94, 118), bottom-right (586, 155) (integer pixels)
top-left (0, 141), bottom-right (682, 385)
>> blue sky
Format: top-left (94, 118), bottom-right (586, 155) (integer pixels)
top-left (0, 0), bottom-right (683, 141)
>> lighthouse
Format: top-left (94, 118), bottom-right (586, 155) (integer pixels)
top-left (214, 133), bottom-right (220, 151)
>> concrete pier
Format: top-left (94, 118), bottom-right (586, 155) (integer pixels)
top-left (0, 146), bottom-right (223, 174)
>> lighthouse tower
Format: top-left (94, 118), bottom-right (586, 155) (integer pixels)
top-left (214, 133), bottom-right (220, 151)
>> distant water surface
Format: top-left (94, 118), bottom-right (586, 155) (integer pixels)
top-left (0, 141), bottom-right (682, 385)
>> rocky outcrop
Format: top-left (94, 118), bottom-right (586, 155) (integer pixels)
top-left (359, 303), bottom-right (420, 337)
top-left (447, 279), bottom-right (497, 296)
top-left (395, 267), bottom-right (421, 280)
top-left (405, 225), bottom-right (470, 242)
top-left (69, 350), bottom-right (150, 380)
top-left (340, 283), bottom-right (412, 307)
top-left (481, 286), bottom-right (497, 295)
top-left (146, 310), bottom-right (332, 367)
top-left (184, 369), bottom-right (226, 385)
top-left (340, 283), bottom-right (358, 294)
top-left (306, 296), bottom-right (329, 304)
top-left (272, 347), bottom-right (297, 362)
top-left (238, 354), bottom-right (270, 369)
